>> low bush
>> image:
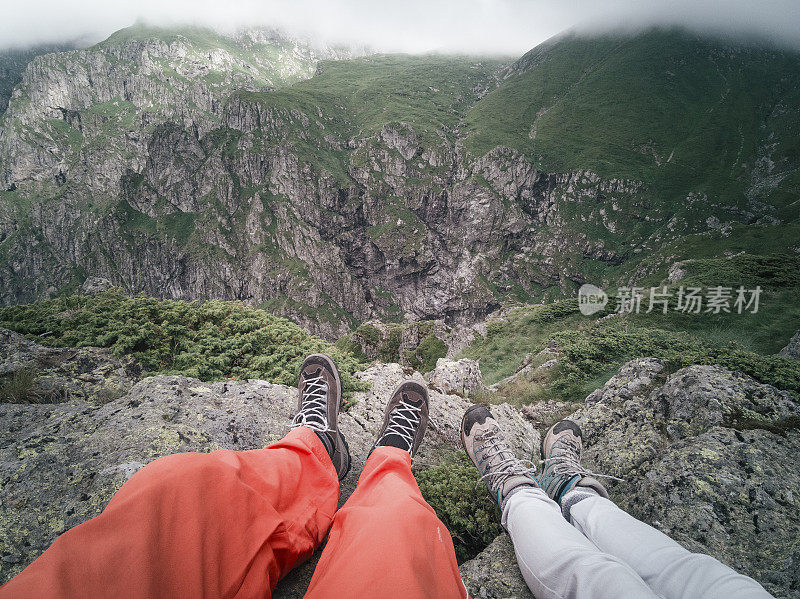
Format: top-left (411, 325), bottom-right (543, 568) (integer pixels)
top-left (404, 334), bottom-right (447, 374)
top-left (0, 291), bottom-right (368, 396)
top-left (415, 452), bottom-right (503, 563)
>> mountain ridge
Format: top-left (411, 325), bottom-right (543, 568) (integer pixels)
top-left (0, 25), bottom-right (798, 338)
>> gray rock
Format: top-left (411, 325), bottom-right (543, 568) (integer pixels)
top-left (779, 330), bottom-right (800, 360)
top-left (583, 357), bottom-right (665, 404)
top-left (0, 360), bottom-right (535, 593)
top-left (2, 339), bottom-right (797, 597)
top-left (460, 534), bottom-right (534, 599)
top-left (570, 362), bottom-right (800, 598)
top-left (427, 358), bottom-right (486, 397)
top-left (0, 328), bottom-right (140, 402)
top-left (80, 277), bottom-right (115, 295)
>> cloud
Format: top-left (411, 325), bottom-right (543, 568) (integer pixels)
top-left (1, 0), bottom-right (799, 55)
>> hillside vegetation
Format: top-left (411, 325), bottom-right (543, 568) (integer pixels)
top-left (462, 253), bottom-right (800, 405)
top-left (0, 291), bottom-right (367, 395)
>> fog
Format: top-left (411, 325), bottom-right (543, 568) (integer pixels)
top-left (1, 0), bottom-right (799, 54)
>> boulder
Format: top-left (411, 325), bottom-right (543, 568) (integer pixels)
top-left (0, 359), bottom-right (535, 595)
top-left (0, 328), bottom-right (140, 403)
top-left (570, 363), bottom-right (800, 598)
top-left (427, 358), bottom-right (485, 397)
top-left (460, 534), bottom-right (533, 599)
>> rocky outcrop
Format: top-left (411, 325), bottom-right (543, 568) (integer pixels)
top-left (0, 354), bottom-right (535, 593)
top-left (2, 329), bottom-right (797, 597)
top-left (458, 359), bottom-right (800, 598)
top-left (427, 357), bottom-right (485, 396)
top-left (0, 328), bottom-right (140, 403)
top-left (780, 330), bottom-right (800, 360)
top-left (570, 362), bottom-right (800, 598)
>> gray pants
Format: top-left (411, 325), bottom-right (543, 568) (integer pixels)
top-left (502, 487), bottom-right (773, 599)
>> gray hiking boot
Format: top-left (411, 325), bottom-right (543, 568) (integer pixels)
top-left (461, 405), bottom-right (538, 507)
top-left (372, 381), bottom-right (429, 461)
top-left (290, 354), bottom-right (351, 480)
top-left (538, 420), bottom-right (609, 504)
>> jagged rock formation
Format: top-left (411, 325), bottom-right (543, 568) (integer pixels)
top-left (2, 28), bottom-right (797, 338)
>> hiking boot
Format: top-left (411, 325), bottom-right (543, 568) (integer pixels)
top-left (372, 381), bottom-right (429, 460)
top-left (461, 405), bottom-right (538, 507)
top-left (290, 354), bottom-right (351, 480)
top-left (538, 420), bottom-right (609, 504)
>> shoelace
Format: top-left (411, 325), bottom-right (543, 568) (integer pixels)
top-left (474, 428), bottom-right (537, 490)
top-left (290, 374), bottom-right (332, 433)
top-left (378, 399), bottom-right (421, 456)
top-left (542, 436), bottom-right (623, 482)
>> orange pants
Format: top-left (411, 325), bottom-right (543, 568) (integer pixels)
top-left (1, 427), bottom-right (467, 598)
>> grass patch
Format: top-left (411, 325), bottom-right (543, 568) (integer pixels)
top-left (0, 368), bottom-right (66, 404)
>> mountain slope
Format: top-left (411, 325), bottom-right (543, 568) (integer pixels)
top-left (0, 27), bottom-right (798, 338)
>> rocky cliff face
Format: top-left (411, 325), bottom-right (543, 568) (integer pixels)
top-left (0, 30), bottom-right (651, 339)
top-left (1, 28), bottom-right (797, 338)
top-left (2, 331), bottom-right (797, 597)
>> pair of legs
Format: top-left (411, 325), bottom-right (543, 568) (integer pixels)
top-left (461, 407), bottom-right (774, 599)
top-left (1, 355), bottom-right (466, 598)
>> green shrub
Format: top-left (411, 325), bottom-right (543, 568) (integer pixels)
top-left (404, 334), bottom-right (447, 374)
top-left (354, 323), bottom-right (382, 347)
top-left (378, 326), bottom-right (403, 362)
top-left (415, 452), bottom-right (503, 563)
top-left (0, 291), bottom-right (369, 397)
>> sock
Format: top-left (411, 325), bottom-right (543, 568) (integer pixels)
top-left (561, 487), bottom-right (599, 522)
top-left (375, 433), bottom-right (408, 451)
top-left (314, 430), bottom-right (335, 459)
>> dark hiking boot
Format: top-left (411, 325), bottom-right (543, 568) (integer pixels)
top-left (372, 381), bottom-right (429, 461)
top-left (461, 405), bottom-right (538, 508)
top-left (538, 420), bottom-right (609, 504)
top-left (291, 354), bottom-right (351, 480)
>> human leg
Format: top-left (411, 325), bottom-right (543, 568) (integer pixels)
top-left (462, 406), bottom-right (657, 599)
top-left (1, 353), bottom-right (351, 599)
top-left (569, 493), bottom-right (774, 599)
top-left (0, 427), bottom-right (339, 599)
top-left (540, 419), bottom-right (774, 599)
top-left (306, 381), bottom-right (467, 599)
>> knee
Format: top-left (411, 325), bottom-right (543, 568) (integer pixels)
top-left (124, 451), bottom-right (235, 499)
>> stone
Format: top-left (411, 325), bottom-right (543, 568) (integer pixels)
top-left (1, 334), bottom-right (797, 597)
top-left (80, 277), bottom-right (115, 295)
top-left (0, 328), bottom-right (141, 403)
top-left (570, 362), bottom-right (800, 598)
top-left (779, 330), bottom-right (800, 360)
top-left (0, 356), bottom-right (535, 592)
top-left (460, 534), bottom-right (534, 599)
top-left (427, 358), bottom-right (486, 397)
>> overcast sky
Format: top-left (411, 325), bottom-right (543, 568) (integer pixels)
top-left (2, 0), bottom-right (800, 54)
